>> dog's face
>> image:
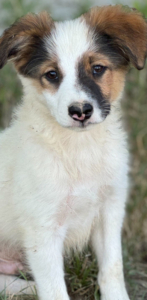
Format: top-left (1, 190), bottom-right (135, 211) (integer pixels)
top-left (0, 6), bottom-right (147, 129)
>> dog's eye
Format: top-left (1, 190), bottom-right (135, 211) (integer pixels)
top-left (92, 65), bottom-right (107, 76)
top-left (45, 70), bottom-right (58, 82)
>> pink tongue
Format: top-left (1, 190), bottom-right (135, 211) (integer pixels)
top-left (73, 114), bottom-right (85, 121)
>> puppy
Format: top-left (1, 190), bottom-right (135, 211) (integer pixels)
top-left (0, 5), bottom-right (146, 300)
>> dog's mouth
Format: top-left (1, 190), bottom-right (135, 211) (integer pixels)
top-left (66, 119), bottom-right (104, 131)
top-left (66, 103), bottom-right (110, 131)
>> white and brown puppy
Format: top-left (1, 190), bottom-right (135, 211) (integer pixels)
top-left (0, 5), bottom-right (146, 300)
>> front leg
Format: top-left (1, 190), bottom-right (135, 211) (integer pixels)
top-left (91, 189), bottom-right (130, 300)
top-left (25, 227), bottom-right (69, 300)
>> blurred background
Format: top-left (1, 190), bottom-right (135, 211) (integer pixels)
top-left (0, 0), bottom-right (147, 299)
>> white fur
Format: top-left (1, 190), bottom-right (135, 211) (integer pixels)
top-left (0, 16), bottom-right (130, 300)
top-left (44, 19), bottom-right (104, 128)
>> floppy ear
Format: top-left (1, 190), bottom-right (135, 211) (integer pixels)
top-left (84, 5), bottom-right (147, 70)
top-left (0, 12), bottom-right (53, 73)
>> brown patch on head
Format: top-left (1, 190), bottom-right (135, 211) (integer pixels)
top-left (0, 12), bottom-right (54, 74)
top-left (93, 67), bottom-right (126, 103)
top-left (30, 78), bottom-right (59, 95)
top-left (78, 53), bottom-right (110, 118)
top-left (83, 5), bottom-right (147, 70)
top-left (101, 67), bottom-right (127, 102)
top-left (78, 52), bottom-right (126, 104)
top-left (0, 12), bottom-right (65, 94)
top-left (109, 68), bottom-right (127, 102)
top-left (91, 57), bottom-right (127, 102)
top-left (29, 59), bottom-right (63, 94)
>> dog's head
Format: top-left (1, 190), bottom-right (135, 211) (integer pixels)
top-left (0, 6), bottom-right (147, 130)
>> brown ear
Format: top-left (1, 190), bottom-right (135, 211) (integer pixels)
top-left (0, 12), bottom-right (53, 71)
top-left (84, 5), bottom-right (147, 70)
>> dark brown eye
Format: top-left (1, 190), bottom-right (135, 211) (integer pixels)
top-left (45, 70), bottom-right (59, 82)
top-left (92, 65), bottom-right (107, 76)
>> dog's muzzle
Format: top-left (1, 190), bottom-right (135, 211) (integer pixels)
top-left (68, 102), bottom-right (93, 122)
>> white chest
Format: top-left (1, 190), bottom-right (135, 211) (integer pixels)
top-left (60, 175), bottom-right (105, 251)
top-left (57, 176), bottom-right (100, 234)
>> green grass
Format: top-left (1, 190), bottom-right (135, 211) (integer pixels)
top-left (123, 66), bottom-right (147, 260)
top-left (65, 251), bottom-right (99, 300)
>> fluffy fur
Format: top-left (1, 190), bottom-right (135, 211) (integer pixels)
top-left (0, 5), bottom-right (146, 300)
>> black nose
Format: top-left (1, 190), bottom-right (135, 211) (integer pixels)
top-left (68, 103), bottom-right (93, 122)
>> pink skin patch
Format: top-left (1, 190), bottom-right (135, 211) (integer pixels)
top-left (0, 259), bottom-right (24, 275)
top-left (73, 114), bottom-right (85, 121)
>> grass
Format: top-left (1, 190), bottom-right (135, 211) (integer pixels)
top-left (123, 66), bottom-right (147, 258)
top-left (66, 247), bottom-right (147, 300)
top-left (0, 272), bottom-right (38, 300)
top-left (65, 251), bottom-right (99, 300)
